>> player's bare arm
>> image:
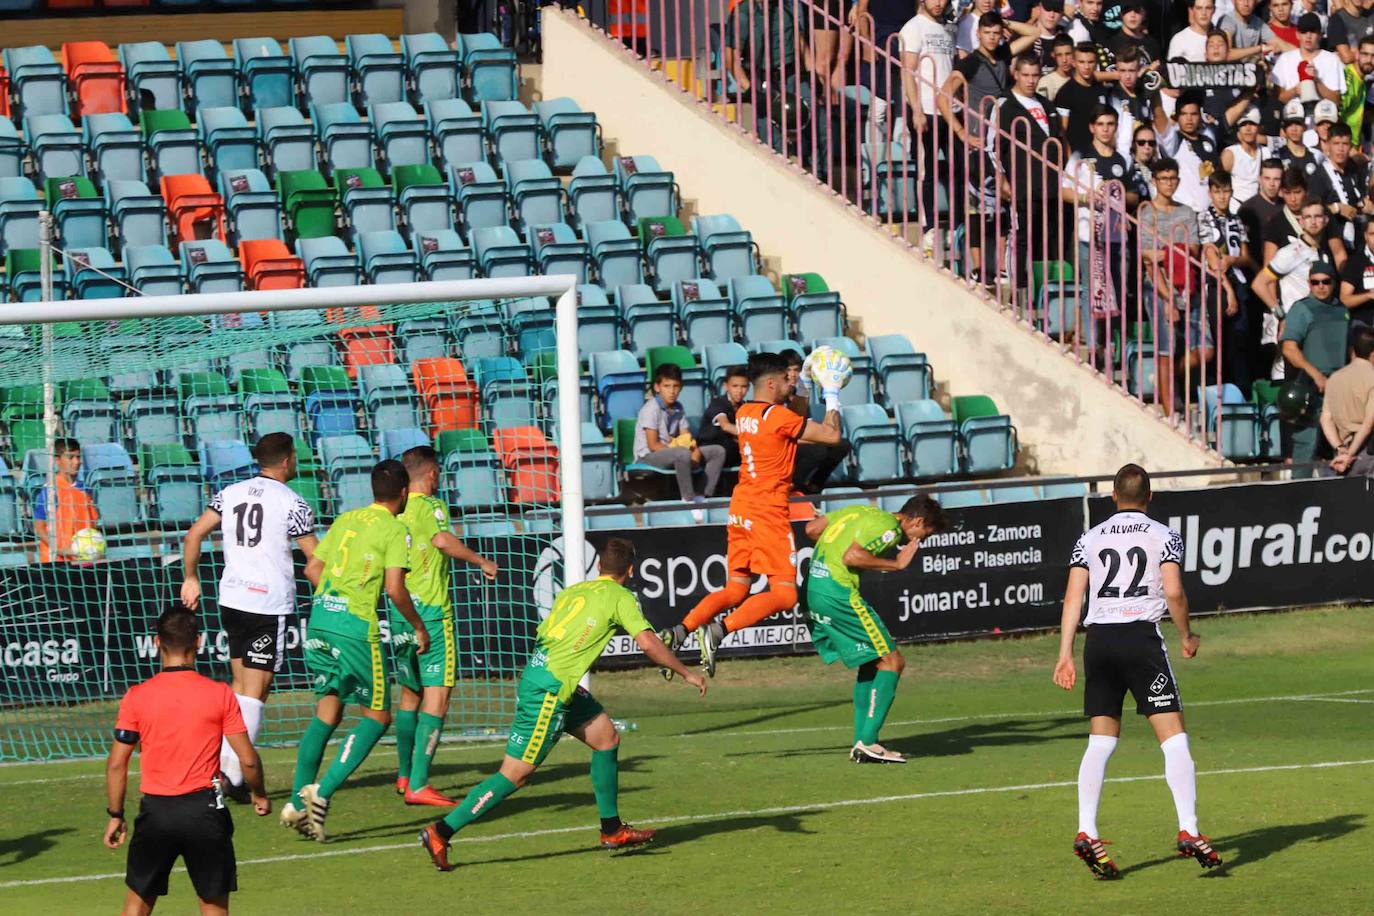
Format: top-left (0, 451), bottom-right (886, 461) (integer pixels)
top-left (386, 566), bottom-right (429, 654)
top-left (841, 539), bottom-right (919, 573)
top-left (303, 555), bottom-right (323, 588)
top-left (433, 530), bottom-right (498, 580)
top-left (179, 508), bottom-right (222, 609)
top-left (295, 532), bottom-right (320, 561)
top-left (804, 514), bottom-right (829, 541)
top-left (1161, 563), bottom-right (1200, 658)
top-left (1054, 566), bottom-right (1089, 691)
top-left (635, 629), bottom-right (707, 695)
top-left (800, 415), bottom-right (842, 445)
top-left (225, 732), bottom-right (271, 815)
top-left (103, 739), bottom-right (134, 848)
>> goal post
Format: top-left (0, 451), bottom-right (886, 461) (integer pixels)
top-left (0, 272), bottom-right (587, 762)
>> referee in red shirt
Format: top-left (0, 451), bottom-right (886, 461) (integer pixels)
top-left (105, 606), bottom-right (270, 915)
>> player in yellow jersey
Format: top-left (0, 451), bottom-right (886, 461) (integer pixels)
top-left (391, 445), bottom-right (498, 807)
top-left (419, 538), bottom-right (705, 872)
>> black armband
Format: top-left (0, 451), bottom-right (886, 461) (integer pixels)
top-left (114, 728), bottom-right (140, 745)
top-left (106, 808), bottom-right (125, 819)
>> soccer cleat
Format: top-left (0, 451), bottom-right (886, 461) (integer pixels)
top-left (395, 776), bottom-right (409, 796)
top-left (600, 823), bottom-right (657, 849)
top-left (1073, 832), bottom-right (1121, 879)
top-left (405, 785), bottom-right (457, 807)
top-left (698, 621), bottom-right (723, 678)
top-left (280, 802), bottom-right (313, 838)
top-left (300, 783), bottom-right (330, 844)
top-left (850, 742), bottom-right (906, 764)
top-left (418, 824), bottom-right (455, 872)
top-left (1177, 831), bottom-right (1222, 869)
top-left (656, 626), bottom-right (683, 681)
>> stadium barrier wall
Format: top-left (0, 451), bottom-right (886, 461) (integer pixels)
top-left (540, 9), bottom-right (1224, 479)
top-left (5, 477), bottom-right (1368, 740)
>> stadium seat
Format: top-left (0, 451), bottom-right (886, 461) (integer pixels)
top-left (672, 279), bottom-right (732, 348)
top-left (65, 246), bottom-right (127, 299)
top-left (896, 399), bottom-right (960, 479)
top-left (290, 36), bottom-right (349, 109)
top-left (105, 180), bottom-right (166, 251)
top-left (1252, 380), bottom-right (1282, 458)
top-left (506, 158), bottom-right (564, 232)
top-left (939, 487), bottom-right (989, 509)
top-left (199, 107), bottom-right (259, 175)
top-left (393, 163), bottom-right (453, 236)
top-left (0, 460), bottom-right (16, 538)
top-left (81, 441), bottom-right (142, 527)
top-left (237, 368), bottom-right (301, 440)
top-left (592, 349), bottom-right (646, 433)
top-left (472, 225), bottom-right (531, 278)
top-left (141, 109), bottom-right (201, 179)
top-left (614, 155), bottom-right (679, 225)
top-left (694, 214), bottom-right (759, 282)
top-left (451, 161), bottom-right (510, 233)
top-left (119, 42), bottom-right (181, 114)
top-left (820, 487), bottom-right (872, 512)
top-left (990, 485), bottom-right (1039, 504)
top-left (617, 283), bottom-right (675, 356)
top-left (475, 356), bottom-right (537, 430)
top-left (240, 238), bottom-right (304, 290)
top-left (535, 98), bottom-right (600, 170)
top-left (529, 222), bottom-right (589, 282)
top-left (402, 32), bottom-right (460, 106)
top-left (951, 395), bottom-right (1017, 474)
top-left (319, 433), bottom-right (373, 477)
top-left (62, 378), bottom-right (119, 444)
top-left (0, 177), bottom-right (42, 253)
top-left (494, 426), bottom-right (558, 503)
top-left (358, 229), bottom-right (418, 284)
top-left (83, 113), bottom-right (143, 184)
top-left (234, 38), bottom-right (294, 112)
top-left (451, 307), bottom-right (506, 362)
top-left (360, 363), bottom-right (421, 431)
top-left (861, 137), bottom-right (919, 218)
top-left (181, 371), bottom-right (241, 446)
top-left (297, 235), bottom-right (360, 288)
top-left (505, 297), bottom-right (554, 355)
top-left (104, 334), bottom-right (156, 398)
top-left (729, 275), bottom-right (788, 347)
top-left (313, 102), bottom-right (374, 175)
top-left (302, 365), bottom-right (359, 445)
top-left (841, 403), bottom-right (901, 482)
top-left (426, 98), bottom-right (484, 170)
top-left (587, 220), bottom-right (643, 289)
top-left (483, 99), bottom-right (539, 164)
top-left (125, 243), bottom-right (182, 295)
top-left (442, 436), bottom-right (505, 509)
top-left (416, 229), bottom-right (475, 280)
top-left (568, 156), bottom-right (619, 230)
top-left (809, 336), bottom-right (874, 406)
top-left (645, 344), bottom-right (706, 418)
top-left (1201, 383), bottom-right (1262, 461)
top-left (414, 356), bottom-right (479, 433)
top-left (580, 421), bottom-right (617, 500)
top-left (141, 443), bottom-right (202, 524)
top-left (571, 285), bottom-right (620, 358)
top-left (179, 239), bottom-right (243, 295)
top-left (258, 107), bottom-right (316, 176)
top-left (638, 216), bottom-right (699, 293)
top-left (702, 341), bottom-right (749, 386)
top-left (393, 315), bottom-right (448, 367)
top-left (279, 169), bottom-right (337, 240)
top-left (288, 476), bottom-right (325, 523)
top-left (334, 166), bottom-right (395, 238)
top-left (347, 33), bottom-right (406, 109)
top-left (4, 46), bottom-right (67, 120)
top-left (867, 333), bottom-right (932, 403)
top-left (6, 247), bottom-right (68, 301)
top-left (370, 101), bottom-right (429, 176)
top-left (782, 272), bottom-right (846, 342)
top-left (219, 169), bottom-right (283, 243)
top-left (161, 174), bottom-right (227, 246)
top-left (1040, 481), bottom-right (1089, 500)
top-left (612, 416), bottom-right (674, 482)
top-left (63, 42), bottom-right (126, 118)
top-left (338, 325), bottom-right (395, 378)
top-left (380, 426), bottom-right (430, 460)
top-left (176, 40), bottom-right (238, 111)
top-left (460, 32), bottom-right (517, 102)
top-left (0, 118), bottom-right (21, 180)
top-left (24, 114), bottom-right (84, 181)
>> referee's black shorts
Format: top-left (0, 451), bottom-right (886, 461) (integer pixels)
top-left (126, 789), bottom-right (236, 900)
top-left (222, 606), bottom-right (291, 672)
top-left (1083, 621), bottom-right (1183, 718)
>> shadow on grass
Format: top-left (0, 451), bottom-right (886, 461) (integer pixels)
top-left (673, 700), bottom-right (852, 737)
top-left (345, 754), bottom-right (664, 794)
top-left (1123, 813), bottom-right (1366, 877)
top-left (719, 716), bottom-right (1081, 760)
top-left (0, 827), bottom-right (75, 866)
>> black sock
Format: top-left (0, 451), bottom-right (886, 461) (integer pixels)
top-left (435, 820), bottom-right (456, 841)
top-left (601, 816), bottom-right (623, 835)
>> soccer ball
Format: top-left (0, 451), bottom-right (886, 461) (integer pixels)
top-left (807, 345), bottom-right (853, 390)
top-left (70, 527), bottom-right (106, 562)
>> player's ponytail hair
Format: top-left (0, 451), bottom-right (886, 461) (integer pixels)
top-left (599, 538), bottom-right (637, 577)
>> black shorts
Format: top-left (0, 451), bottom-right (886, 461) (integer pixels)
top-left (222, 607), bottom-right (290, 672)
top-left (1083, 621), bottom-right (1183, 718)
top-left (807, 0), bottom-right (847, 32)
top-left (126, 790), bottom-right (236, 901)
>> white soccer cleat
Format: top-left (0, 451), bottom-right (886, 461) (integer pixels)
top-left (280, 801), bottom-right (313, 838)
top-left (850, 742), bottom-right (906, 764)
top-left (300, 784), bottom-right (330, 843)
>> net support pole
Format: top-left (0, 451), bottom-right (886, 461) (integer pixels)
top-left (554, 283), bottom-right (586, 587)
top-left (38, 210), bottom-right (57, 564)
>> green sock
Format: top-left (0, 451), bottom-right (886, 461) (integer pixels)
top-left (853, 669), bottom-right (877, 744)
top-left (439, 773), bottom-right (518, 837)
top-left (859, 670), bottom-right (901, 745)
top-left (395, 709), bottom-right (419, 783)
top-left (409, 712), bottom-right (444, 790)
top-left (590, 746), bottom-right (620, 821)
top-left (292, 717), bottom-right (337, 808)
top-left (318, 716), bottom-right (388, 799)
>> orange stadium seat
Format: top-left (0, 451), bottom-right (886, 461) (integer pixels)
top-left (62, 42), bottom-right (127, 117)
top-left (239, 239), bottom-right (304, 291)
top-left (160, 174), bottom-right (226, 246)
top-left (494, 426), bottom-right (559, 503)
top-left (413, 356), bottom-right (478, 433)
top-left (338, 325), bottom-right (395, 378)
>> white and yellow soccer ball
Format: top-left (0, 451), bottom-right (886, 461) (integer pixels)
top-left (70, 527), bottom-right (106, 562)
top-left (806, 345), bottom-right (854, 391)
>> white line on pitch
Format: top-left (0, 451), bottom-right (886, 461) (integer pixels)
top-left (4, 755), bottom-right (1373, 890)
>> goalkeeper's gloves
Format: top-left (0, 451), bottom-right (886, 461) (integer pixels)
top-left (812, 361), bottom-right (845, 412)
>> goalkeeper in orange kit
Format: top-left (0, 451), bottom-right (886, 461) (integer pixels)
top-left (659, 349), bottom-right (845, 676)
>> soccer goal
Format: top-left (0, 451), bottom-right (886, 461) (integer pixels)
top-left (0, 242), bottom-right (590, 762)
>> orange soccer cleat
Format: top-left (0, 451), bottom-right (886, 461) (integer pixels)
top-left (601, 823), bottom-right (657, 849)
top-left (405, 785), bottom-right (457, 807)
top-left (418, 824), bottom-right (455, 872)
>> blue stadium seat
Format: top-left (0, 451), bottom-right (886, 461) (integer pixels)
top-left (395, 164), bottom-right (453, 236)
top-left (1040, 481), bottom-right (1089, 500)
top-left (616, 283), bottom-right (675, 356)
top-left (990, 485), bottom-right (1039, 504)
top-left (46, 176), bottom-right (107, 250)
top-left (576, 287), bottom-right (622, 360)
top-left (126, 395), bottom-right (182, 448)
top-left (587, 508), bottom-right (639, 529)
top-left (142, 444), bottom-right (203, 525)
top-left (239, 368), bottom-right (303, 440)
top-left (703, 341), bottom-right (749, 386)
top-left (587, 220), bottom-right (643, 289)
top-left (672, 279), bottom-right (731, 348)
top-left (4, 46), bottom-right (67, 120)
top-left (258, 107), bottom-right (316, 175)
top-left (614, 155), bottom-right (679, 224)
top-left (360, 363), bottom-right (421, 430)
top-left (443, 449), bottom-right (505, 509)
top-left (180, 239), bottom-right (245, 295)
top-left (380, 426), bottom-right (430, 459)
top-left (84, 113), bottom-right (145, 183)
top-left (580, 421), bottom-right (617, 501)
top-left (63, 379), bottom-right (119, 444)
top-left (476, 356), bottom-right (537, 430)
top-left (416, 229), bottom-right (475, 280)
top-left (106, 180), bottom-right (167, 251)
top-left (182, 371), bottom-right (241, 446)
top-left (297, 236), bottom-right (361, 287)
top-left (104, 335), bottom-right (157, 398)
top-left (640, 216), bottom-right (699, 293)
top-left (450, 161), bottom-right (510, 233)
top-left (953, 396), bottom-right (1017, 474)
top-left (452, 306), bottom-right (507, 362)
top-left (861, 137), bottom-right (919, 218)
top-left (483, 99), bottom-right (540, 164)
top-left (141, 109), bottom-right (201, 179)
top-left (290, 36), bottom-right (350, 109)
top-left (1125, 340), bottom-right (1156, 399)
top-left (320, 434), bottom-right (373, 477)
top-left (841, 404), bottom-right (902, 483)
top-left (821, 487), bottom-right (872, 512)
top-left (347, 33), bottom-right (406, 108)
top-left (402, 32), bottom-right (461, 106)
top-left (125, 244), bottom-right (182, 295)
top-left (592, 349), bottom-right (646, 432)
top-left (472, 225), bottom-right (531, 278)
top-left (868, 333), bottom-right (932, 404)
top-left (752, 338), bottom-right (804, 359)
top-left (784, 273), bottom-right (846, 341)
top-left (0, 177), bottom-right (42, 253)
top-left (694, 213), bottom-right (759, 282)
top-left (336, 167), bottom-right (396, 238)
top-left (177, 40), bottom-right (238, 111)
top-left (505, 297), bottom-right (554, 355)
top-left (313, 102), bottom-right (375, 174)
top-left (895, 399), bottom-right (959, 479)
top-left (568, 156), bottom-right (619, 230)
top-left (0, 118), bottom-right (22, 180)
top-left (219, 169), bottom-right (283, 242)
top-left (1037, 278), bottom-right (1087, 339)
top-left (506, 158), bottom-right (564, 232)
top-left (120, 42), bottom-right (182, 114)
top-left (82, 442), bottom-right (142, 528)
top-left (460, 33), bottom-right (517, 102)
top-left (424, 98), bottom-right (481, 172)
top-left (234, 38), bottom-right (295, 111)
top-left (729, 275), bottom-right (788, 347)
top-left (396, 315), bottom-right (450, 366)
top-left (66, 247), bottom-right (127, 299)
top-left (199, 440), bottom-right (257, 488)
top-left (358, 229), bottom-right (419, 284)
top-left (529, 222), bottom-right (589, 282)
top-left (0, 460), bottom-right (17, 540)
top-left (303, 374), bottom-right (360, 445)
top-left (456, 512), bottom-right (517, 536)
top-left (939, 488), bottom-right (989, 509)
top-left (1201, 383), bottom-right (1262, 461)
top-left (199, 107), bottom-right (260, 175)
top-left (25, 114), bottom-right (84, 181)
top-left (371, 101), bottom-right (429, 176)
top-left (535, 98), bottom-right (600, 170)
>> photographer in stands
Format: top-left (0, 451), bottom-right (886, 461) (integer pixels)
top-left (1320, 323), bottom-right (1374, 475)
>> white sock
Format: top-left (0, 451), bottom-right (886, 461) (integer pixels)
top-left (1077, 734), bottom-right (1118, 837)
top-left (1161, 732), bottom-right (1199, 835)
top-left (220, 694), bottom-right (265, 786)
top-left (219, 736), bottom-right (241, 785)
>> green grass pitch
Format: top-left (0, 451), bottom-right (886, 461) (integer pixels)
top-left (2, 606), bottom-right (1372, 914)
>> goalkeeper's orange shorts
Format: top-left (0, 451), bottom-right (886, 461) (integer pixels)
top-left (726, 512), bottom-right (797, 582)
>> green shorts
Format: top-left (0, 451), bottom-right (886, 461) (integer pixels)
top-left (504, 663), bottom-right (605, 766)
top-left (805, 578), bottom-right (895, 669)
top-left (304, 630), bottom-right (391, 712)
top-left (391, 602), bottom-right (457, 692)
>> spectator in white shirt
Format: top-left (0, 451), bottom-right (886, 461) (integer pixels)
top-left (1168, 0), bottom-right (1218, 62)
top-left (1273, 14), bottom-right (1346, 105)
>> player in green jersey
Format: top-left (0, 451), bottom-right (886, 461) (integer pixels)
top-left (418, 538), bottom-right (705, 871)
top-left (803, 495), bottom-right (946, 764)
top-left (391, 445), bottom-right (498, 807)
top-left (286, 460), bottom-right (427, 842)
